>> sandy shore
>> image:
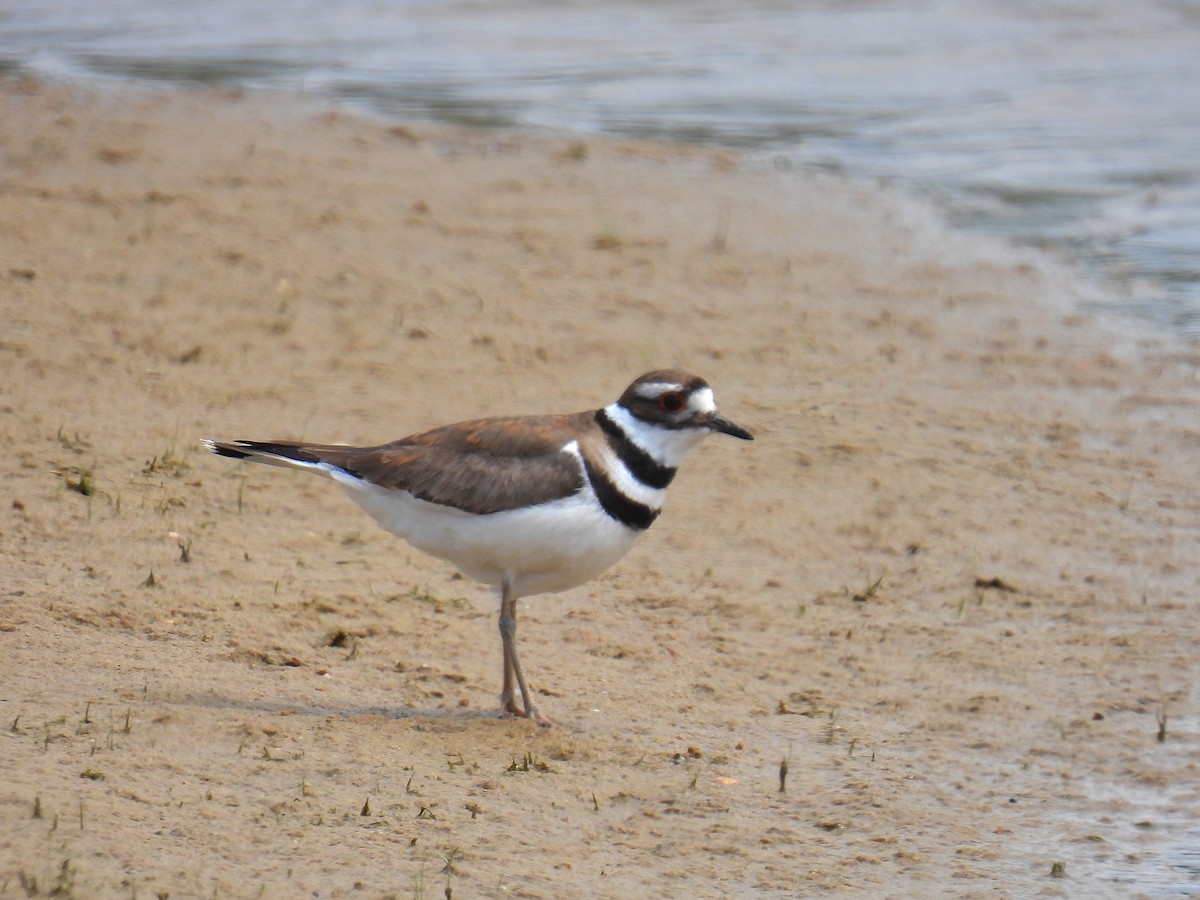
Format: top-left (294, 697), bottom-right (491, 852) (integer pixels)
top-left (1, 77), bottom-right (1198, 897)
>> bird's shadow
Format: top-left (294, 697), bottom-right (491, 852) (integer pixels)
top-left (173, 690), bottom-right (539, 730)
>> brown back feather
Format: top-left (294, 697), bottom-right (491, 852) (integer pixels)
top-left (303, 412), bottom-right (591, 515)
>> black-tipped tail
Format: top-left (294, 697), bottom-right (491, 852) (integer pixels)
top-left (203, 439), bottom-right (327, 468)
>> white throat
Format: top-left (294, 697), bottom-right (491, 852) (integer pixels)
top-left (603, 402), bottom-right (711, 468)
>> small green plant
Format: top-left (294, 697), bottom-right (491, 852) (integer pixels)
top-left (849, 575), bottom-right (883, 603)
top-left (19, 858), bottom-right (77, 897)
top-left (592, 230), bottom-right (622, 250)
top-left (506, 751), bottom-right (551, 774)
top-left (438, 847), bottom-right (461, 898)
top-left (711, 204), bottom-right (731, 252)
top-left (64, 467), bottom-right (96, 497)
top-left (143, 444), bottom-right (190, 477)
top-left (825, 708), bottom-right (841, 744)
top-left (57, 426), bottom-right (92, 453)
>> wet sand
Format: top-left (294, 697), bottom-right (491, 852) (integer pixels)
top-left (1, 78), bottom-right (1198, 897)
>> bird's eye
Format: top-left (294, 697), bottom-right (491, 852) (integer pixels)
top-left (658, 391), bottom-right (686, 413)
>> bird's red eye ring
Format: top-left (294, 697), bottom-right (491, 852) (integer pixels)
top-left (659, 391), bottom-right (686, 413)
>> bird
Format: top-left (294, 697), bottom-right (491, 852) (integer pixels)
top-left (204, 369), bottom-right (753, 725)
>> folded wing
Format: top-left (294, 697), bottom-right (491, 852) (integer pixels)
top-left (205, 412), bottom-right (590, 516)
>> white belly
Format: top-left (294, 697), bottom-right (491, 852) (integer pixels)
top-left (330, 472), bottom-right (640, 598)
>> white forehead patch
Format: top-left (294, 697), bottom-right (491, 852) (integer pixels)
top-left (634, 381), bottom-right (683, 400)
top-left (689, 386), bottom-right (716, 415)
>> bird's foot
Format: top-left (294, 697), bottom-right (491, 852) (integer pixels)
top-left (500, 696), bottom-right (553, 728)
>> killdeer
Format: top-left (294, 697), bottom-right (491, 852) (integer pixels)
top-left (205, 370), bottom-right (752, 725)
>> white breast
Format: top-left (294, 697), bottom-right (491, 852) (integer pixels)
top-left (329, 470), bottom-right (640, 599)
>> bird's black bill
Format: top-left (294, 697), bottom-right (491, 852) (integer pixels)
top-left (708, 413), bottom-right (754, 441)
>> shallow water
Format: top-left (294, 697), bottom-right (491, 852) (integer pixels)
top-left (3, 0), bottom-right (1199, 335)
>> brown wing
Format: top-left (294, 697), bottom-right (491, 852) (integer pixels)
top-left (305, 412), bottom-right (591, 515)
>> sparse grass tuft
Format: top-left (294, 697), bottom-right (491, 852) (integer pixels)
top-left (592, 230), bottom-right (622, 250)
top-left (438, 847), bottom-right (461, 898)
top-left (825, 708), bottom-right (841, 744)
top-left (19, 858), bottom-right (77, 897)
top-left (849, 575), bottom-right (883, 603)
top-left (63, 467), bottom-right (97, 497)
top-left (143, 447), bottom-right (190, 478)
top-left (506, 751), bottom-right (551, 774)
top-left (386, 585), bottom-right (467, 611)
top-left (558, 140), bottom-right (588, 161)
top-left (1119, 474), bottom-right (1136, 512)
top-left (57, 426), bottom-right (92, 453)
top-left (711, 204), bottom-right (731, 252)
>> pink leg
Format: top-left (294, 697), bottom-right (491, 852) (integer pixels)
top-left (497, 580), bottom-right (551, 727)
